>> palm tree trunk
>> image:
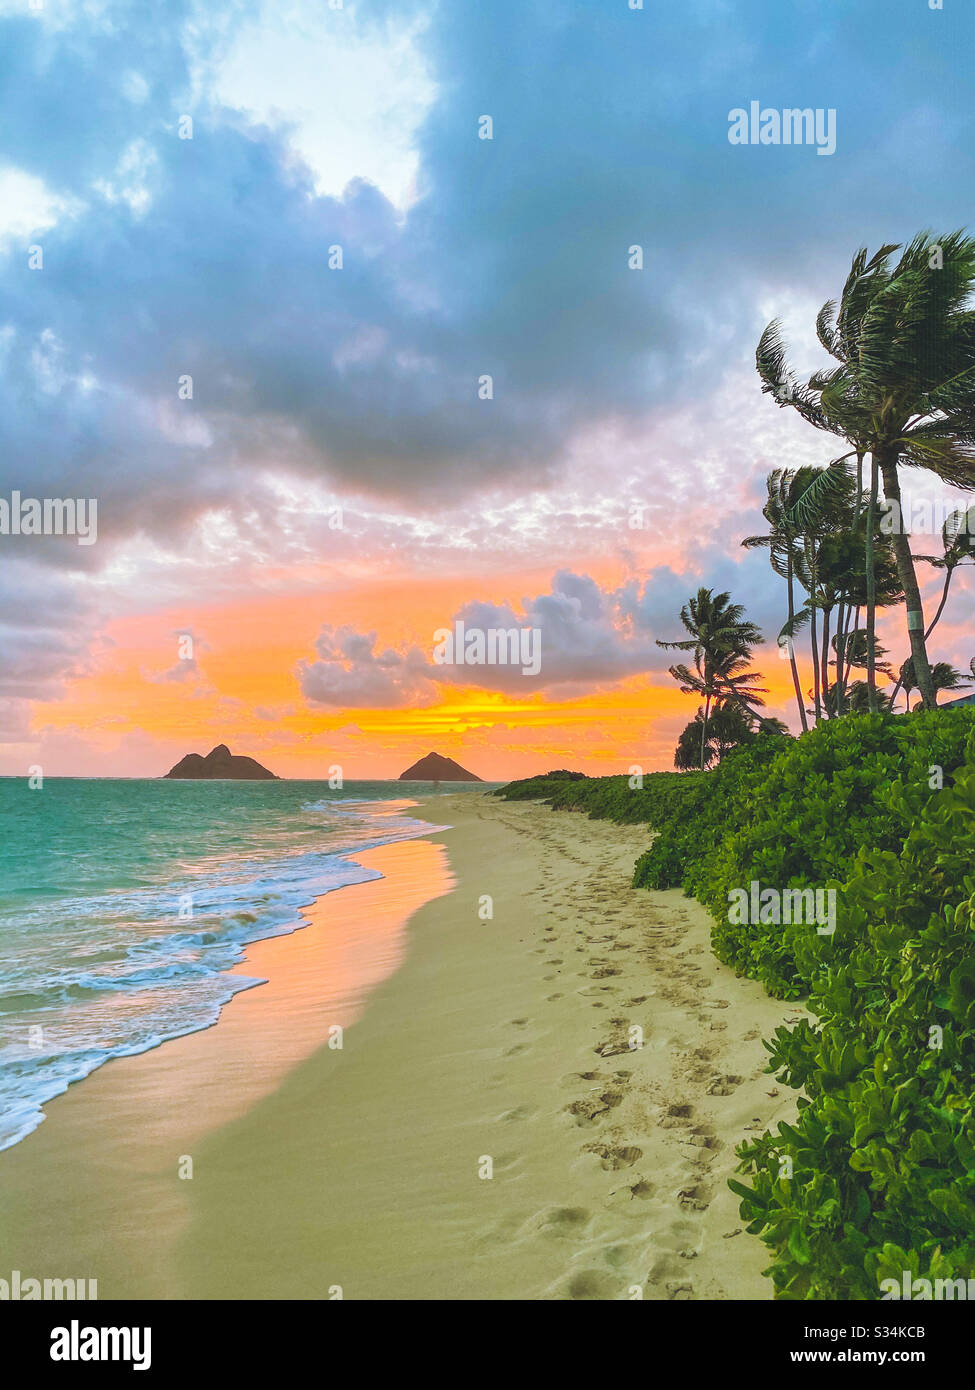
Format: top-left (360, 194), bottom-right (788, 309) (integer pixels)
top-left (700, 691), bottom-right (712, 772)
top-left (807, 542), bottom-right (821, 721)
top-left (924, 565), bottom-right (956, 642)
top-left (885, 575), bottom-right (955, 712)
top-left (835, 451), bottom-right (864, 716)
top-left (821, 606), bottom-right (832, 716)
top-left (786, 550), bottom-right (808, 733)
top-left (836, 603), bottom-right (857, 709)
top-left (865, 455), bottom-right (879, 713)
top-left (878, 449), bottom-right (936, 710)
top-left (833, 599), bottom-right (846, 712)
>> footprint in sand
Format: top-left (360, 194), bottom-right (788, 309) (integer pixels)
top-left (583, 1142), bottom-right (643, 1171)
top-left (644, 1251), bottom-right (696, 1301)
top-left (706, 1074), bottom-right (744, 1096)
top-left (599, 1243), bottom-right (637, 1272)
top-left (557, 1269), bottom-right (620, 1300)
top-left (530, 1205), bottom-right (591, 1237)
top-left (676, 1184), bottom-right (711, 1212)
top-left (565, 1091), bottom-right (624, 1125)
top-left (666, 1281), bottom-right (695, 1300)
top-left (685, 1125), bottom-right (721, 1153)
top-left (561, 1273), bottom-right (614, 1301)
top-left (662, 1103), bottom-right (694, 1125)
top-left (498, 1104), bottom-right (535, 1123)
top-left (628, 1178), bottom-right (655, 1199)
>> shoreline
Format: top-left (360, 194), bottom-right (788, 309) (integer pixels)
top-left (0, 832), bottom-right (455, 1298)
top-left (0, 793), bottom-right (798, 1299)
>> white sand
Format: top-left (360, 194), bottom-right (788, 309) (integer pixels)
top-left (0, 793), bottom-right (800, 1299)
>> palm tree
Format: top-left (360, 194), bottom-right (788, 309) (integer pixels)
top-left (915, 503), bottom-right (975, 640)
top-left (895, 658), bottom-right (972, 712)
top-left (886, 504), bottom-right (975, 709)
top-left (766, 465), bottom-right (897, 720)
top-left (656, 588), bottom-right (767, 769)
top-left (793, 471), bottom-right (862, 718)
top-left (674, 716), bottom-right (711, 772)
top-left (758, 464), bottom-right (854, 722)
top-left (823, 678), bottom-right (873, 715)
top-left (742, 469), bottom-right (808, 731)
top-left (819, 516), bottom-right (903, 710)
top-left (760, 234), bottom-right (975, 710)
top-left (758, 255), bottom-right (880, 704)
top-left (673, 702), bottom-right (786, 771)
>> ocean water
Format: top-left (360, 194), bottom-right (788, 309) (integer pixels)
top-left (0, 778), bottom-right (484, 1153)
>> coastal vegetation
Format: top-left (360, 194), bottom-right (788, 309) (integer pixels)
top-left (655, 588), bottom-right (773, 770)
top-left (657, 233), bottom-right (975, 767)
top-left (756, 233), bottom-right (975, 713)
top-left (497, 233), bottom-right (975, 1299)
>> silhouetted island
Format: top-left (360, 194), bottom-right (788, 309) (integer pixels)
top-left (398, 752), bottom-right (482, 782)
top-left (164, 743), bottom-right (278, 780)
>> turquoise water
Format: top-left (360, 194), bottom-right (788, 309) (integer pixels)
top-left (0, 779), bottom-right (485, 1152)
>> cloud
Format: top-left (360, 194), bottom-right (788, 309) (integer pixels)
top-left (0, 558), bottom-right (97, 743)
top-left (296, 557), bottom-right (784, 704)
top-left (0, 698), bottom-right (33, 744)
top-left (6, 0), bottom-right (975, 556)
top-left (297, 625), bottom-right (436, 707)
top-left (143, 627), bottom-right (213, 685)
top-left (434, 571), bottom-right (660, 692)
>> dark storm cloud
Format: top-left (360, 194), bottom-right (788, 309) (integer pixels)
top-left (5, 0), bottom-right (975, 524)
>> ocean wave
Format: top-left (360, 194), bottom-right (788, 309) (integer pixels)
top-left (0, 795), bottom-right (447, 1153)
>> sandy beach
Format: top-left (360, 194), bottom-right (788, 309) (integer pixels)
top-left (0, 792), bottom-right (799, 1300)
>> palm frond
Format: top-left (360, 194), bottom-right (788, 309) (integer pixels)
top-left (785, 457), bottom-right (856, 530)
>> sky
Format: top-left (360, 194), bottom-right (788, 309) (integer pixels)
top-left (1, 0), bottom-right (973, 780)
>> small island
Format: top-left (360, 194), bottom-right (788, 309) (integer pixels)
top-left (398, 752), bottom-right (482, 782)
top-left (163, 743), bottom-right (279, 780)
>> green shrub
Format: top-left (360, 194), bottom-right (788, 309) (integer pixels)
top-left (632, 739), bottom-right (784, 895)
top-left (495, 768), bottom-right (705, 825)
top-left (733, 737), bottom-right (975, 1298)
top-left (636, 710), bottom-right (975, 997)
top-left (492, 772), bottom-right (580, 802)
